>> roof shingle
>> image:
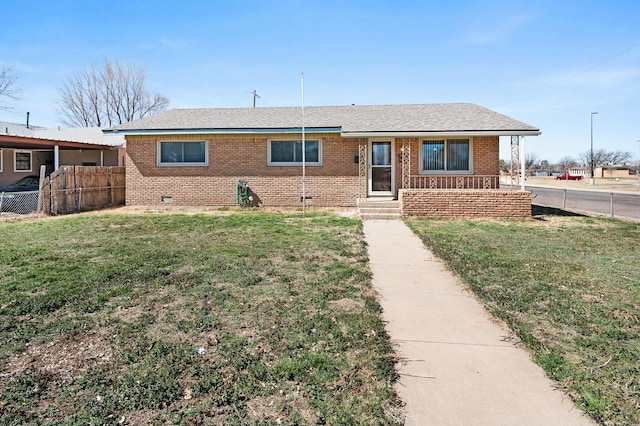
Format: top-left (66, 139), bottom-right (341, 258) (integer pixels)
top-left (105, 103), bottom-right (539, 135)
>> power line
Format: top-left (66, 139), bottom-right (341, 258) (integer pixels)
top-left (491, 41), bottom-right (640, 109)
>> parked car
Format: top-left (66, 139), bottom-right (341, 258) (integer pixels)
top-left (0, 175), bottom-right (40, 214)
top-left (0, 175), bottom-right (40, 192)
top-left (555, 173), bottom-right (583, 181)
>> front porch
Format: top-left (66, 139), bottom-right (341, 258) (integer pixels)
top-left (357, 136), bottom-right (532, 218)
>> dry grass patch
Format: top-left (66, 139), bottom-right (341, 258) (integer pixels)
top-left (0, 211), bottom-right (402, 425)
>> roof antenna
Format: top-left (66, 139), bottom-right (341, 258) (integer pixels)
top-left (26, 111), bottom-right (30, 129)
top-left (247, 90), bottom-right (261, 108)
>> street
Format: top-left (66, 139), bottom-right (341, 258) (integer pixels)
top-left (525, 186), bottom-right (640, 220)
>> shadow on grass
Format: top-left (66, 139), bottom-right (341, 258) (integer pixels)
top-left (531, 204), bottom-right (586, 219)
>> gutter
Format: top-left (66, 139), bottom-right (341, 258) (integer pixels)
top-left (341, 130), bottom-right (542, 138)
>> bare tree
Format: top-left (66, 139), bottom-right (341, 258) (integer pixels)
top-left (58, 59), bottom-right (169, 127)
top-left (525, 152), bottom-right (539, 171)
top-left (578, 148), bottom-right (634, 170)
top-left (0, 65), bottom-right (20, 109)
top-left (557, 156), bottom-right (577, 172)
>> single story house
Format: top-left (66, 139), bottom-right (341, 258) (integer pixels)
top-left (104, 103), bottom-right (540, 218)
top-left (0, 121), bottom-right (125, 186)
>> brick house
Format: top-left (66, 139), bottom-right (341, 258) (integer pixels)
top-left (104, 103), bottom-right (540, 218)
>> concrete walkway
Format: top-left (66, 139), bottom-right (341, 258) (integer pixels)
top-left (363, 220), bottom-right (594, 426)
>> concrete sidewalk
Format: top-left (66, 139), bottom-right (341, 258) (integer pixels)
top-left (363, 220), bottom-right (594, 426)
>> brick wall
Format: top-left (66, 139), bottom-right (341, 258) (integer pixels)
top-left (125, 133), bottom-right (363, 207)
top-left (399, 189), bottom-right (531, 218)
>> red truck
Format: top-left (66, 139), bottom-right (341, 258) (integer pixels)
top-left (555, 173), bottom-right (583, 181)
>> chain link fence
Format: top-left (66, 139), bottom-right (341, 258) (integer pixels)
top-left (0, 191), bottom-right (40, 214)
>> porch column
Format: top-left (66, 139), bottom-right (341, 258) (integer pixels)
top-left (54, 145), bottom-right (59, 170)
top-left (510, 136), bottom-right (520, 188)
top-left (519, 137), bottom-right (526, 191)
top-left (401, 138), bottom-right (410, 189)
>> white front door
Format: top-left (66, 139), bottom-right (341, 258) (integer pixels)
top-left (368, 140), bottom-right (394, 196)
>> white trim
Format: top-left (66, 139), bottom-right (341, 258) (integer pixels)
top-left (419, 138), bottom-right (474, 175)
top-left (14, 150), bottom-right (32, 172)
top-left (343, 130), bottom-right (541, 138)
top-left (368, 138), bottom-right (395, 196)
top-left (0, 148), bottom-right (3, 172)
top-left (157, 140), bottom-right (208, 167)
top-left (267, 138), bottom-right (322, 166)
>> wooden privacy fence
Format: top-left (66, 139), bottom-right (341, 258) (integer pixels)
top-left (41, 166), bottom-right (125, 215)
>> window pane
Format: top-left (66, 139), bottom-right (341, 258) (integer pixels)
top-left (447, 139), bottom-right (469, 171)
top-left (161, 142), bottom-right (183, 163)
top-left (271, 141), bottom-right (295, 162)
top-left (422, 141), bottom-right (445, 170)
top-left (271, 140), bottom-right (319, 164)
top-left (371, 142), bottom-right (391, 166)
top-left (304, 140), bottom-right (319, 163)
top-left (15, 152), bottom-right (31, 171)
top-left (183, 142), bottom-right (206, 163)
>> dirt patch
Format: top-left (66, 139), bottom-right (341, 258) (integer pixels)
top-left (328, 298), bottom-right (365, 312)
top-left (1, 329), bottom-right (113, 380)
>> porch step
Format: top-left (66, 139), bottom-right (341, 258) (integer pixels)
top-left (358, 200), bottom-right (401, 220)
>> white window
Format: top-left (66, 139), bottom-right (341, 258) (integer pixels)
top-left (268, 139), bottom-right (321, 166)
top-left (157, 141), bottom-right (208, 166)
top-left (421, 139), bottom-right (472, 173)
top-left (14, 150), bottom-right (32, 172)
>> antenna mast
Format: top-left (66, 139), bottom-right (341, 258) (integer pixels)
top-left (249, 90), bottom-right (261, 108)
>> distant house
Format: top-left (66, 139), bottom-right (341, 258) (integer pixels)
top-left (0, 121), bottom-right (125, 186)
top-left (104, 103), bottom-right (540, 218)
top-left (594, 166), bottom-right (633, 179)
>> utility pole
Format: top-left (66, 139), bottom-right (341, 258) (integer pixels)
top-left (590, 112), bottom-right (598, 185)
top-left (249, 90), bottom-right (261, 108)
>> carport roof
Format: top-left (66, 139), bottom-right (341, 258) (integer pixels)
top-left (103, 103), bottom-right (541, 137)
top-left (0, 121), bottom-right (125, 149)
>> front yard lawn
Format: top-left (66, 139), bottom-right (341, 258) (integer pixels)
top-left (0, 212), bottom-right (402, 425)
top-left (406, 215), bottom-right (640, 425)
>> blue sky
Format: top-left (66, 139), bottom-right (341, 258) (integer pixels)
top-left (1, 0), bottom-right (638, 163)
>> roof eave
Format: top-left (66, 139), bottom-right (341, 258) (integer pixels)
top-left (341, 130), bottom-right (541, 138)
top-left (103, 127), bottom-right (342, 135)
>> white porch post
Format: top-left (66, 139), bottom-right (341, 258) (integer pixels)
top-left (54, 145), bottom-right (59, 170)
top-left (519, 136), bottom-right (526, 191)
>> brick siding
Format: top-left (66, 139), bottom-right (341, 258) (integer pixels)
top-left (399, 189), bottom-right (531, 218)
top-left (125, 133), bottom-right (363, 207)
top-left (125, 132), bottom-right (514, 212)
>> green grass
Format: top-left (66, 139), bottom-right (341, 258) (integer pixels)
top-left (406, 215), bottom-right (640, 425)
top-left (0, 212), bottom-right (402, 425)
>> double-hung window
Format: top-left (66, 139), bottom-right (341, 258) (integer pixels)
top-left (421, 139), bottom-right (471, 173)
top-left (15, 151), bottom-right (32, 172)
top-left (268, 139), bottom-right (321, 166)
top-left (158, 141), bottom-right (207, 166)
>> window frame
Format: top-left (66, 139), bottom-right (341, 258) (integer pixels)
top-left (267, 139), bottom-right (322, 166)
top-left (157, 140), bottom-right (208, 167)
top-left (14, 150), bottom-right (32, 172)
top-left (419, 138), bottom-right (473, 175)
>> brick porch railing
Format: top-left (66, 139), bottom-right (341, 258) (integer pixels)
top-left (409, 175), bottom-right (500, 190)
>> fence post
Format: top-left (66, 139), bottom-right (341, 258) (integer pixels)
top-left (610, 192), bottom-right (614, 218)
top-left (78, 187), bottom-right (82, 213)
top-left (0, 192), bottom-right (4, 212)
top-left (562, 188), bottom-right (567, 210)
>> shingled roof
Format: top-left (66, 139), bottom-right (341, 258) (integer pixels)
top-left (104, 103), bottom-right (540, 137)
